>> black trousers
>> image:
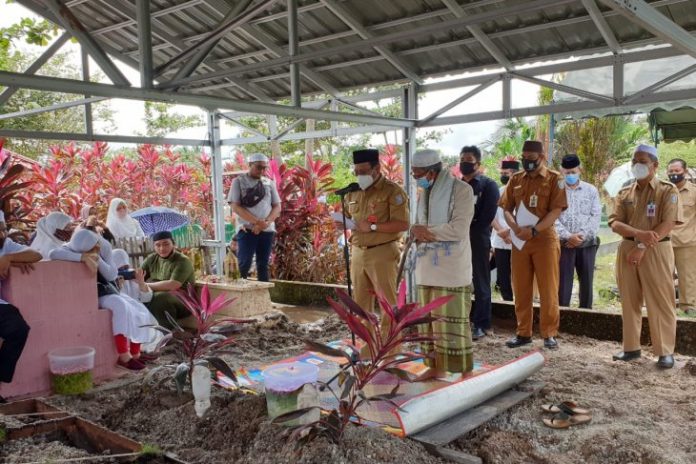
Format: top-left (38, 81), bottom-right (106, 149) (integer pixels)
top-left (470, 234), bottom-right (492, 330)
top-left (0, 304), bottom-right (30, 383)
top-left (494, 248), bottom-right (514, 301)
top-left (558, 245), bottom-right (598, 309)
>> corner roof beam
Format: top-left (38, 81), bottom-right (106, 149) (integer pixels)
top-left (36, 0), bottom-right (130, 86)
top-left (600, 0), bottom-right (696, 58)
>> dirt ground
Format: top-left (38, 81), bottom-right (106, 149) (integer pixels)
top-left (3, 313), bottom-right (695, 463)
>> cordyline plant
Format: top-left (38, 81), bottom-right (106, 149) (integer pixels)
top-left (144, 283), bottom-right (254, 393)
top-left (273, 282), bottom-right (452, 445)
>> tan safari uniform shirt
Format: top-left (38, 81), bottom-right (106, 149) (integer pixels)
top-left (609, 176), bottom-right (683, 234)
top-left (499, 165), bottom-right (567, 239)
top-left (345, 175), bottom-right (409, 247)
top-left (672, 181), bottom-right (696, 247)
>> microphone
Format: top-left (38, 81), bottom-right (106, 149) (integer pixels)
top-left (334, 182), bottom-right (360, 196)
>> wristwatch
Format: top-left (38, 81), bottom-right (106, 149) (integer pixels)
top-left (370, 223), bottom-right (378, 232)
top-left (531, 227), bottom-right (539, 237)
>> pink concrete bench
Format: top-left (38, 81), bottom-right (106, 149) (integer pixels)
top-left (1, 261), bottom-right (119, 399)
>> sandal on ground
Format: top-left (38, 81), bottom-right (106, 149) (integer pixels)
top-left (543, 411), bottom-right (592, 429)
top-left (541, 400), bottom-right (590, 415)
top-left (117, 358), bottom-right (146, 371)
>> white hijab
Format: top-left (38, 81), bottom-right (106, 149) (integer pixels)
top-left (31, 212), bottom-right (73, 259)
top-left (66, 229), bottom-right (100, 253)
top-left (106, 198), bottom-right (144, 239)
top-left (80, 204), bottom-right (94, 221)
top-left (111, 248), bottom-right (130, 269)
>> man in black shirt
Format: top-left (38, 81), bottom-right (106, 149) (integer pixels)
top-left (460, 146), bottom-right (500, 340)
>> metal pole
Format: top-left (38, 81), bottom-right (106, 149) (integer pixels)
top-left (208, 111), bottom-right (227, 276)
top-left (81, 47), bottom-right (93, 137)
top-left (402, 83), bottom-right (418, 302)
top-left (339, 193), bottom-right (356, 345)
top-left (288, 0), bottom-right (301, 107)
top-left (136, 0), bottom-right (153, 89)
top-left (548, 113), bottom-right (555, 165)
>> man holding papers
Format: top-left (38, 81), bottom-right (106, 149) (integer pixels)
top-left (499, 141), bottom-right (567, 349)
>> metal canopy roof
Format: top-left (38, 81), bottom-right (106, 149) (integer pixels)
top-left (11, 0), bottom-right (696, 103)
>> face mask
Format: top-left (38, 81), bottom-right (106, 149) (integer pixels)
top-left (357, 174), bottom-right (375, 190)
top-left (460, 162), bottom-right (477, 175)
top-left (565, 174), bottom-right (579, 185)
top-left (668, 173), bottom-right (685, 184)
top-left (416, 177), bottom-right (433, 189)
top-left (500, 175), bottom-right (510, 185)
top-left (523, 159), bottom-right (538, 172)
top-left (631, 163), bottom-right (650, 180)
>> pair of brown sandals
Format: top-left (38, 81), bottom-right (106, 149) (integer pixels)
top-left (541, 401), bottom-right (592, 429)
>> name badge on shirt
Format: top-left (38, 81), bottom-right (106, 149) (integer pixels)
top-left (647, 202), bottom-right (656, 217)
top-left (529, 194), bottom-right (538, 208)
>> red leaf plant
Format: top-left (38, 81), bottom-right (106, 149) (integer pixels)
top-left (144, 283), bottom-right (254, 394)
top-left (273, 282), bottom-right (453, 445)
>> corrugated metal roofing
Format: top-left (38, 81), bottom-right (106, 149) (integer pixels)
top-left (19, 0), bottom-right (696, 102)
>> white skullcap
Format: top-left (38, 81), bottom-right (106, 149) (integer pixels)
top-left (247, 153), bottom-right (269, 163)
top-left (411, 149), bottom-right (441, 168)
top-left (0, 211), bottom-right (4, 223)
top-left (635, 144), bottom-right (658, 158)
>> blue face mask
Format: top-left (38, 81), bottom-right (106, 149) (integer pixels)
top-left (565, 174), bottom-right (579, 185)
top-left (416, 177), bottom-right (433, 189)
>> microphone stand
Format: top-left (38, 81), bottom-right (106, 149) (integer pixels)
top-left (338, 192), bottom-right (356, 346)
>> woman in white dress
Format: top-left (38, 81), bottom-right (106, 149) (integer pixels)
top-left (49, 230), bottom-right (155, 370)
top-left (106, 198), bottom-right (145, 240)
top-left (30, 212), bottom-right (73, 259)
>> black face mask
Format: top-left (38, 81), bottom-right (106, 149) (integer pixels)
top-left (460, 162), bottom-right (477, 176)
top-left (523, 159), bottom-right (539, 172)
top-left (668, 174), bottom-right (685, 184)
top-left (500, 175), bottom-right (510, 185)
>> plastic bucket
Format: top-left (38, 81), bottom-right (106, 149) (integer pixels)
top-left (48, 346), bottom-right (95, 395)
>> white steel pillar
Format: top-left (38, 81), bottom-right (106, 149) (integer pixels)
top-left (208, 111), bottom-right (227, 276)
top-left (402, 82), bottom-right (418, 300)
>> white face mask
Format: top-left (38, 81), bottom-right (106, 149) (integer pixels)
top-left (357, 174), bottom-right (375, 190)
top-left (631, 163), bottom-right (650, 180)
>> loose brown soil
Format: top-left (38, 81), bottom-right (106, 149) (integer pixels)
top-left (3, 314), bottom-right (695, 463)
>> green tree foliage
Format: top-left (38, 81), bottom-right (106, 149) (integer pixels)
top-left (0, 18), bottom-right (115, 159)
top-left (554, 117), bottom-right (648, 188)
top-left (141, 101), bottom-right (204, 138)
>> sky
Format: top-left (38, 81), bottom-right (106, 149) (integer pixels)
top-left (0, 3), bottom-right (545, 158)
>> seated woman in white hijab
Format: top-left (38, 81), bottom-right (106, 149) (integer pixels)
top-left (30, 212), bottom-right (74, 259)
top-left (111, 249), bottom-right (152, 303)
top-left (49, 230), bottom-right (153, 371)
top-left (106, 198), bottom-right (145, 240)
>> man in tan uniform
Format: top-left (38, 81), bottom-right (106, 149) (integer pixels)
top-left (345, 149), bottom-right (409, 317)
top-left (609, 144), bottom-right (682, 369)
top-left (499, 140), bottom-right (567, 349)
top-left (667, 159), bottom-right (696, 315)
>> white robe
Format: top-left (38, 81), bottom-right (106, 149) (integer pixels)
top-left (50, 231), bottom-right (157, 344)
top-left (106, 198), bottom-right (145, 239)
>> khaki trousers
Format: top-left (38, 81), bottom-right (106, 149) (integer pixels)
top-left (351, 241), bottom-right (400, 313)
top-left (616, 241), bottom-right (676, 356)
top-left (674, 246), bottom-right (696, 310)
top-left (511, 236), bottom-right (560, 338)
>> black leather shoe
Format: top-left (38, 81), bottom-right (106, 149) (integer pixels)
top-left (657, 354), bottom-right (674, 369)
top-left (543, 337), bottom-right (559, 349)
top-left (506, 336), bottom-right (532, 348)
top-left (612, 350), bottom-right (641, 362)
top-left (472, 327), bottom-right (486, 340)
